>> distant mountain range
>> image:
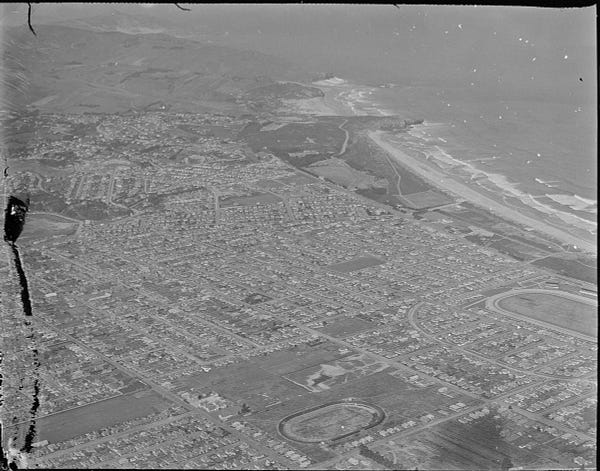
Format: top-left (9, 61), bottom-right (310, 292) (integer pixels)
top-left (2, 6), bottom-right (594, 115)
top-left (2, 21), bottom-right (315, 114)
top-left (46, 11), bottom-right (185, 37)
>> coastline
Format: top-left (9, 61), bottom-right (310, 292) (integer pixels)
top-left (279, 80), bottom-right (355, 117)
top-left (287, 79), bottom-right (596, 256)
top-left (368, 130), bottom-right (597, 254)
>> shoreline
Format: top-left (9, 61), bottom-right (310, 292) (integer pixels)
top-left (287, 82), bottom-right (596, 255)
top-left (313, 82), bottom-right (358, 117)
top-left (368, 130), bottom-right (597, 254)
top-left (277, 80), bottom-right (356, 117)
top-left (403, 124), bottom-right (597, 229)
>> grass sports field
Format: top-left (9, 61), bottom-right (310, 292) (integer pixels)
top-left (280, 402), bottom-right (383, 442)
top-left (329, 255), bottom-right (385, 273)
top-left (496, 292), bottom-right (597, 336)
top-left (36, 389), bottom-right (172, 444)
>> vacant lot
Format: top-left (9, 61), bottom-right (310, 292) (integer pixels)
top-left (497, 292), bottom-right (597, 336)
top-left (317, 316), bottom-right (375, 338)
top-left (220, 193), bottom-right (282, 207)
top-left (329, 255), bottom-right (385, 273)
top-left (245, 122), bottom-right (345, 155)
top-left (488, 237), bottom-right (551, 262)
top-left (284, 353), bottom-right (390, 392)
top-left (401, 190), bottom-right (453, 209)
top-left (533, 255), bottom-right (598, 285)
top-left (257, 340), bottom-right (352, 376)
top-left (19, 213), bottom-right (79, 241)
top-left (308, 158), bottom-right (381, 189)
top-left (174, 360), bottom-right (306, 412)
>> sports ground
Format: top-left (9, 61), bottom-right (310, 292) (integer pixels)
top-left (279, 401), bottom-right (384, 443)
top-left (488, 289), bottom-right (597, 337)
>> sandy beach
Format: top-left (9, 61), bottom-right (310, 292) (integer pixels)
top-left (285, 82), bottom-right (596, 255)
top-left (369, 130), bottom-right (597, 254)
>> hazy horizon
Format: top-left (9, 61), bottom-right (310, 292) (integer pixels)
top-left (3, 4), bottom-right (596, 101)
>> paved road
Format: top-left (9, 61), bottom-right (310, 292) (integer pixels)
top-left (407, 302), bottom-right (590, 381)
top-left (380, 146), bottom-right (403, 196)
top-left (337, 120), bottom-right (350, 156)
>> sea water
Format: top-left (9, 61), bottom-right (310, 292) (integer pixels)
top-left (200, 5), bottom-right (597, 231)
top-left (317, 77), bottom-right (597, 232)
top-left (372, 85), bottom-right (597, 225)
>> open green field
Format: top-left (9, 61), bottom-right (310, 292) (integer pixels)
top-left (256, 340), bottom-right (352, 376)
top-left (308, 158), bottom-right (381, 189)
top-left (317, 315), bottom-right (376, 338)
top-left (281, 402), bottom-right (382, 443)
top-left (401, 190), bottom-right (453, 209)
top-left (36, 389), bottom-right (171, 444)
top-left (245, 370), bottom-right (478, 463)
top-left (439, 204), bottom-right (505, 229)
top-left (329, 255), bottom-right (385, 273)
top-left (488, 237), bottom-right (551, 262)
top-left (533, 255), bottom-right (598, 285)
top-left (19, 213), bottom-right (79, 241)
top-left (340, 132), bottom-right (432, 198)
top-left (496, 292), bottom-right (597, 336)
top-left (284, 353), bottom-right (390, 393)
top-left (375, 405), bottom-right (597, 470)
top-left (275, 174), bottom-right (315, 186)
top-left (173, 360), bottom-right (307, 411)
top-left (245, 122), bottom-right (344, 155)
top-left (373, 422), bottom-right (536, 470)
top-left (220, 192), bottom-right (282, 207)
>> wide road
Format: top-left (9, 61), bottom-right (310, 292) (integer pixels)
top-left (368, 130), bottom-right (597, 254)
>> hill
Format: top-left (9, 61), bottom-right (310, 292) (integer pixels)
top-left (2, 24), bottom-right (314, 114)
top-left (46, 11), bottom-right (179, 36)
top-left (245, 82), bottom-right (324, 100)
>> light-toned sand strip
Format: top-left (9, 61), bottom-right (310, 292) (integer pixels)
top-left (368, 130), bottom-right (597, 254)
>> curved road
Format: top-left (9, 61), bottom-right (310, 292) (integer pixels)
top-left (407, 301), bottom-right (589, 381)
top-left (337, 120), bottom-right (350, 156)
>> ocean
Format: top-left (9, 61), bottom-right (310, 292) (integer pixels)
top-left (314, 76), bottom-right (597, 236)
top-left (374, 85), bottom-right (597, 225)
top-left (190, 5), bottom-right (596, 235)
